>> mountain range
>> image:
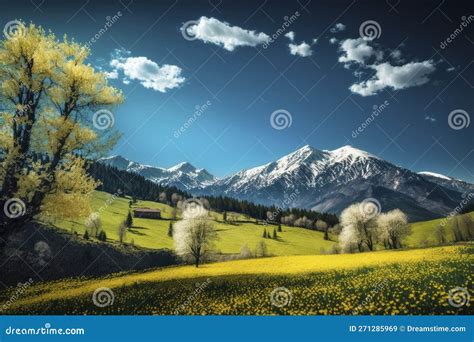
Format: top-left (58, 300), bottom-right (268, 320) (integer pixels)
top-left (99, 145), bottom-right (474, 221)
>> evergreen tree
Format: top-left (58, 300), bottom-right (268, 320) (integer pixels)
top-left (98, 230), bottom-right (107, 242)
top-left (88, 162), bottom-right (340, 228)
top-left (168, 222), bottom-right (174, 237)
top-left (256, 241), bottom-right (267, 257)
top-left (273, 228), bottom-right (277, 239)
top-left (324, 226), bottom-right (329, 240)
top-left (126, 211), bottom-right (133, 228)
top-left (223, 211), bottom-right (227, 222)
top-left (83, 230), bottom-right (90, 240)
top-left (277, 224), bottom-right (282, 232)
top-left (263, 229), bottom-right (267, 238)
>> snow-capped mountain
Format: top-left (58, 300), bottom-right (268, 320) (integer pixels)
top-left (98, 155), bottom-right (216, 190)
top-left (418, 171), bottom-right (474, 195)
top-left (99, 145), bottom-right (473, 221)
top-left (196, 145), bottom-right (469, 221)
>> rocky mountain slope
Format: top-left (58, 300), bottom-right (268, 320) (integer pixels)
top-left (99, 145), bottom-right (473, 221)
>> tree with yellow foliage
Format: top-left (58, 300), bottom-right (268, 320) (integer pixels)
top-left (0, 22), bottom-right (123, 248)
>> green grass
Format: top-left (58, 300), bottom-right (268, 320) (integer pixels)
top-left (53, 191), bottom-right (335, 255)
top-left (405, 212), bottom-right (474, 247)
top-left (52, 191), bottom-right (473, 255)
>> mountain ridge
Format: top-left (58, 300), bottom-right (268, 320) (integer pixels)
top-left (99, 145), bottom-right (473, 221)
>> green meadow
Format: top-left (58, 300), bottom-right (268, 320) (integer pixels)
top-left (49, 191), bottom-right (472, 256)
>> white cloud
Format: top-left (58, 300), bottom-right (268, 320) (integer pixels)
top-left (285, 32), bottom-right (315, 57)
top-left (284, 31), bottom-right (295, 42)
top-left (182, 16), bottom-right (269, 51)
top-left (390, 49), bottom-right (404, 63)
top-left (105, 70), bottom-right (119, 79)
top-left (329, 37), bottom-right (338, 44)
top-left (349, 60), bottom-right (436, 96)
top-left (109, 51), bottom-right (185, 92)
top-left (330, 23), bottom-right (346, 33)
top-left (289, 42), bottom-right (313, 57)
top-left (338, 38), bottom-right (383, 65)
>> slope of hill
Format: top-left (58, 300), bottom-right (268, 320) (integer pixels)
top-left (406, 211), bottom-right (474, 247)
top-left (0, 223), bottom-right (177, 287)
top-left (55, 191), bottom-right (336, 256)
top-left (3, 245), bottom-right (472, 315)
top-left (54, 191), bottom-right (472, 256)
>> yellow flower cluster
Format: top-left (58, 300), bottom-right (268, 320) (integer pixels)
top-left (2, 245), bottom-right (472, 315)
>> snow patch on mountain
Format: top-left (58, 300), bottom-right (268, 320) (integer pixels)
top-left (99, 145), bottom-right (473, 221)
top-left (98, 155), bottom-right (217, 190)
top-left (418, 171), bottom-right (451, 180)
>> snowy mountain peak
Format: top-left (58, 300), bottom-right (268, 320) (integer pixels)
top-left (167, 162), bottom-right (195, 173)
top-left (328, 145), bottom-right (378, 162)
top-left (98, 156), bottom-right (216, 190)
top-left (98, 144), bottom-right (473, 221)
top-left (277, 145), bottom-right (328, 166)
top-left (99, 155), bottom-right (133, 170)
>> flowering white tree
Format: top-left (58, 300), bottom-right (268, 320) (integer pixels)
top-left (173, 206), bottom-right (216, 267)
top-left (377, 209), bottom-right (409, 249)
top-left (339, 203), bottom-right (379, 252)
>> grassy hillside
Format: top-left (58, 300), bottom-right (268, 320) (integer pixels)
top-left (3, 245), bottom-right (472, 315)
top-left (51, 191), bottom-right (473, 255)
top-left (53, 191), bottom-right (336, 256)
top-left (405, 211), bottom-right (474, 247)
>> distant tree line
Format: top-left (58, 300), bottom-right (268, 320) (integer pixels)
top-left (88, 163), bottom-right (339, 227)
top-left (88, 162), bottom-right (189, 202)
top-left (206, 196), bottom-right (339, 227)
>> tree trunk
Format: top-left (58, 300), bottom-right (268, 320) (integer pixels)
top-left (195, 254), bottom-right (200, 268)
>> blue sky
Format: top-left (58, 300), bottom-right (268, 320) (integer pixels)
top-left (3, 0), bottom-right (473, 181)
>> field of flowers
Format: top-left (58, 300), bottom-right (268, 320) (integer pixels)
top-left (1, 245), bottom-right (472, 315)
